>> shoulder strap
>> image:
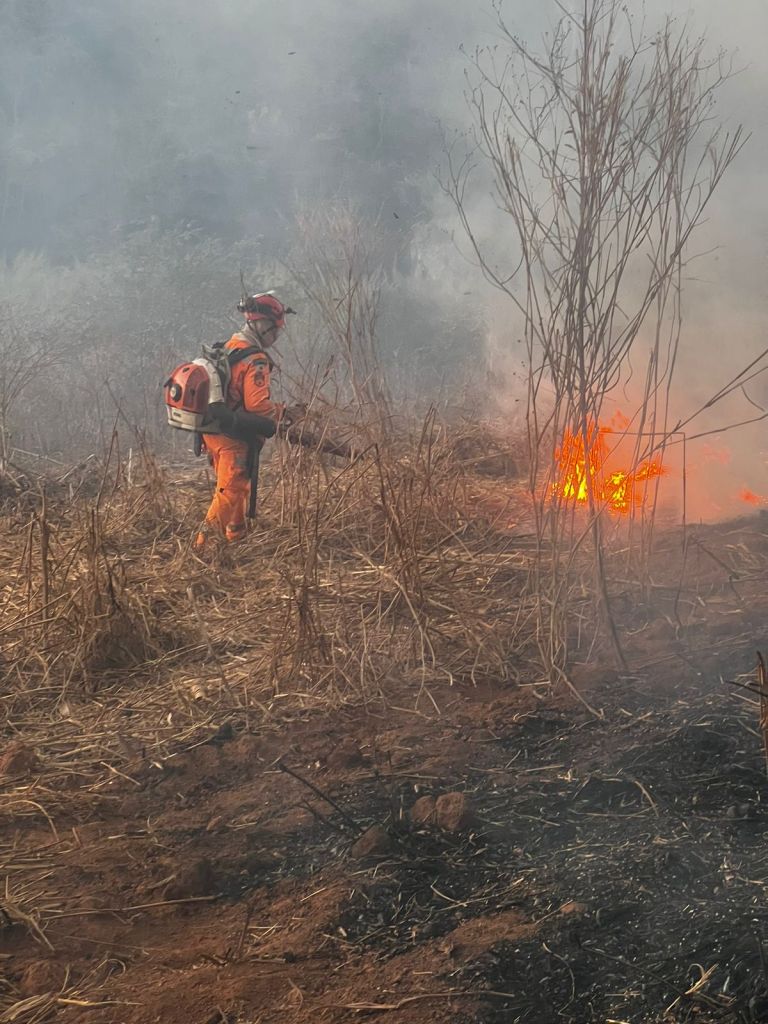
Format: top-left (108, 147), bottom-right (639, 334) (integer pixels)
top-left (225, 345), bottom-right (269, 413)
top-left (227, 345), bottom-right (263, 368)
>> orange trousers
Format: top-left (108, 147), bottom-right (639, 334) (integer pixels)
top-left (198, 435), bottom-right (251, 543)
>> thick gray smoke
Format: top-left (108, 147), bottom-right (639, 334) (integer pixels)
top-left (0, 0), bottom-right (765, 514)
top-left (0, 1), bottom-right (763, 278)
top-left (0, 0), bottom-right (484, 262)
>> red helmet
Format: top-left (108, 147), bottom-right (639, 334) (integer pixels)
top-left (237, 293), bottom-right (295, 330)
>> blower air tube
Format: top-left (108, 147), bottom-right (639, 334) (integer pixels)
top-left (233, 409), bottom-right (277, 439)
top-left (208, 402), bottom-right (277, 441)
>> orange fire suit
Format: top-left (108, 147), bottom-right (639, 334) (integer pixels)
top-left (197, 332), bottom-right (281, 544)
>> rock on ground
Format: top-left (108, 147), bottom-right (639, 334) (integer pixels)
top-left (410, 795), bottom-right (437, 825)
top-left (351, 825), bottom-right (393, 860)
top-left (435, 792), bottom-right (475, 832)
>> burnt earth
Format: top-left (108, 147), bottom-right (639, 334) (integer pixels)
top-left (5, 519), bottom-right (768, 1023)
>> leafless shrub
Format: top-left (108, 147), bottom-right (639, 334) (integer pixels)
top-left (444, 0), bottom-right (750, 686)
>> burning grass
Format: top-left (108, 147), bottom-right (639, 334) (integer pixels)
top-left (554, 418), bottom-right (666, 517)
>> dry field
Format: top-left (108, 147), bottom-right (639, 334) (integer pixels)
top-left (1, 432), bottom-right (768, 1023)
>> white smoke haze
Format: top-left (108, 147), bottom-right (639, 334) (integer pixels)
top-left (0, 0), bottom-right (765, 517)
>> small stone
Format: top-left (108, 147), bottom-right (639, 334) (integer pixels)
top-left (559, 900), bottom-right (587, 916)
top-left (435, 792), bottom-right (475, 832)
top-left (164, 858), bottom-right (216, 900)
top-left (0, 742), bottom-right (39, 777)
top-left (410, 795), bottom-right (437, 825)
top-left (351, 825), bottom-right (393, 860)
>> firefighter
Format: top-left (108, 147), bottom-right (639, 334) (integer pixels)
top-left (194, 294), bottom-right (292, 549)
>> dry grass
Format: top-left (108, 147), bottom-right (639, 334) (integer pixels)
top-left (0, 416), bottom-right (543, 835)
top-left (0, 416), bottom-right (549, 1016)
top-left (3, 403), bottom-right (763, 1024)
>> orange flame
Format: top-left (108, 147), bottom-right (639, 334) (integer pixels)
top-left (739, 488), bottom-right (766, 506)
top-left (555, 420), bottom-right (665, 516)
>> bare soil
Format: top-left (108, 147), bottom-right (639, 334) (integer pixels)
top-left (3, 513), bottom-right (768, 1023)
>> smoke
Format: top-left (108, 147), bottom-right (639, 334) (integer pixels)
top-left (438, 0), bottom-right (768, 521)
top-left (630, 1), bottom-right (768, 519)
top-left (0, 0), bottom-right (765, 514)
top-left (0, 0), bottom-right (483, 260)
